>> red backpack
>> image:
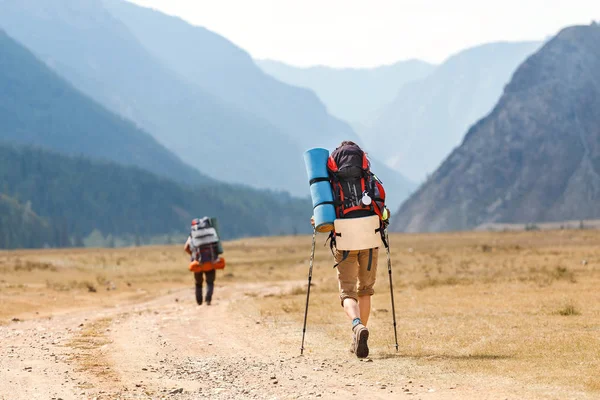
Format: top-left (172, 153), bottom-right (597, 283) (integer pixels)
top-left (326, 144), bottom-right (388, 253)
top-left (327, 144), bottom-right (386, 220)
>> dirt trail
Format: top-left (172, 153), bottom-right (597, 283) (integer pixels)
top-left (0, 280), bottom-right (588, 400)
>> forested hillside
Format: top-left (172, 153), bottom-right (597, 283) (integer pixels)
top-left (0, 194), bottom-right (63, 249)
top-left (0, 145), bottom-right (312, 248)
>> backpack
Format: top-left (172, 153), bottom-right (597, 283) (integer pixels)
top-left (190, 217), bottom-right (220, 262)
top-left (326, 144), bottom-right (388, 252)
top-left (327, 144), bottom-right (386, 220)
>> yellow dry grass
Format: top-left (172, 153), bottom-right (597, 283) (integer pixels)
top-left (0, 246), bottom-right (188, 322)
top-left (67, 317), bottom-right (115, 384)
top-left (1, 230), bottom-right (600, 395)
top-left (239, 230), bottom-right (600, 395)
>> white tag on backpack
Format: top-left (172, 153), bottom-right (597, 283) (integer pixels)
top-left (361, 192), bottom-right (372, 206)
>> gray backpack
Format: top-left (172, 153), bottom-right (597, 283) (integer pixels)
top-left (190, 217), bottom-right (219, 248)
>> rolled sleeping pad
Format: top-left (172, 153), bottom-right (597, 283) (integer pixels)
top-left (209, 217), bottom-right (224, 254)
top-left (313, 203), bottom-right (334, 233)
top-left (189, 257), bottom-right (226, 273)
top-left (304, 147), bottom-right (329, 179)
top-left (309, 180), bottom-right (333, 208)
top-left (303, 148), bottom-right (336, 233)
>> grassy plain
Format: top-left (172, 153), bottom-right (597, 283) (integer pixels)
top-left (1, 230), bottom-right (599, 395)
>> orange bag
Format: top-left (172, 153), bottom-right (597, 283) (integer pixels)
top-left (213, 257), bottom-right (226, 270)
top-left (189, 257), bottom-right (225, 273)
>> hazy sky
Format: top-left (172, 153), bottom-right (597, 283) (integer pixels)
top-left (129, 0), bottom-right (600, 67)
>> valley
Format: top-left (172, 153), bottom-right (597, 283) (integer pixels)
top-left (1, 231), bottom-right (599, 399)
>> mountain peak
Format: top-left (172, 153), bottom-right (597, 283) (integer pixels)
top-left (505, 23), bottom-right (600, 95)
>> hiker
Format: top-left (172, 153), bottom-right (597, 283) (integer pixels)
top-left (312, 141), bottom-right (390, 358)
top-left (184, 217), bottom-right (225, 306)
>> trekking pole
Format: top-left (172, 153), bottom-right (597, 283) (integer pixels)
top-left (385, 230), bottom-right (399, 351)
top-left (300, 227), bottom-right (317, 355)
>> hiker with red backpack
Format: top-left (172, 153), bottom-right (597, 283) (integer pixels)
top-left (184, 217), bottom-right (225, 306)
top-left (309, 141), bottom-right (392, 358)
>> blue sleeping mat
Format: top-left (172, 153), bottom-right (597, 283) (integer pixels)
top-left (303, 148), bottom-right (336, 232)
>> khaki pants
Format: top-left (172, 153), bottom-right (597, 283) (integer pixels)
top-left (334, 248), bottom-right (379, 305)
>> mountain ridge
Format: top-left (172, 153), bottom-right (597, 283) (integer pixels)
top-left (0, 0), bottom-right (308, 194)
top-left (368, 40), bottom-right (542, 182)
top-left (256, 58), bottom-right (435, 127)
top-left (0, 0), bottom-right (415, 206)
top-left (0, 28), bottom-right (210, 186)
top-left (392, 24), bottom-right (600, 232)
top-left (102, 0), bottom-right (361, 151)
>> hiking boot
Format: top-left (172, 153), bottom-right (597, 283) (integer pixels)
top-left (350, 334), bottom-right (356, 353)
top-left (352, 323), bottom-right (369, 358)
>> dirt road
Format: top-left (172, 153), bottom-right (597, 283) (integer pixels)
top-left (2, 276), bottom-right (591, 400)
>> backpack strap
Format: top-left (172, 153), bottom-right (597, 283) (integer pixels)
top-left (375, 222), bottom-right (389, 249)
top-left (326, 229), bottom-right (342, 255)
top-left (315, 201), bottom-right (337, 210)
top-left (328, 179), bottom-right (343, 218)
top-left (327, 156), bottom-right (339, 173)
top-left (333, 250), bottom-right (349, 269)
top-left (309, 177), bottom-right (331, 185)
top-left (361, 152), bottom-right (370, 170)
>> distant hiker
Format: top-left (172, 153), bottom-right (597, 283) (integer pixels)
top-left (184, 217), bottom-right (225, 306)
top-left (312, 141), bottom-right (390, 358)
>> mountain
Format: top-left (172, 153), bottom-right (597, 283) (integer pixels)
top-left (368, 41), bottom-right (542, 182)
top-left (0, 0), bottom-right (305, 194)
top-left (392, 24), bottom-right (600, 233)
top-left (102, 0), bottom-right (417, 205)
top-left (256, 59), bottom-right (435, 127)
top-left (0, 29), bottom-right (210, 185)
top-left (0, 143), bottom-right (312, 248)
top-left (0, 0), bottom-right (415, 206)
top-left (102, 0), bottom-right (360, 151)
top-left (0, 27), bottom-right (317, 247)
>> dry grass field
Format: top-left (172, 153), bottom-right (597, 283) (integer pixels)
top-left (1, 230), bottom-right (599, 399)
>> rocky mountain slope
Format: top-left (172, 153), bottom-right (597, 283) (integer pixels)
top-left (392, 24), bottom-right (600, 232)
